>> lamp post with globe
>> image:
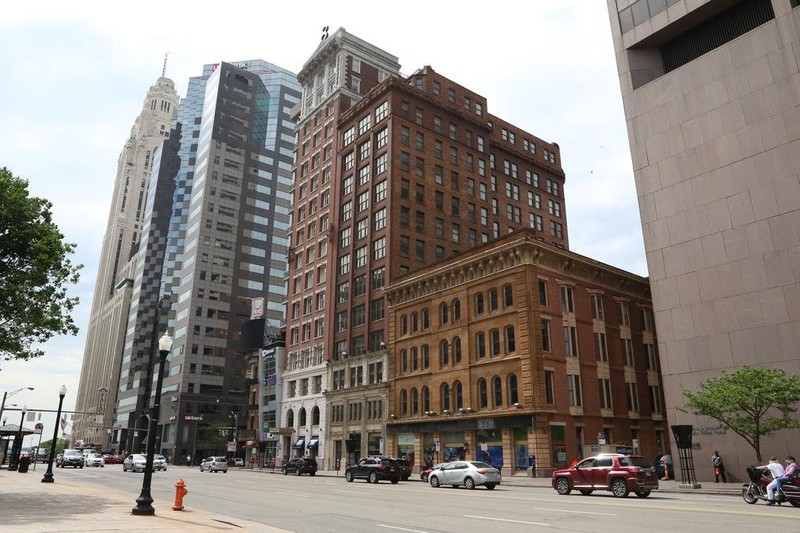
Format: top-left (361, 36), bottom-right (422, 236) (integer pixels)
top-left (132, 333), bottom-right (172, 516)
top-left (41, 385), bottom-right (67, 483)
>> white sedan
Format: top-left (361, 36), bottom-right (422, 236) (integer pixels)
top-left (85, 453), bottom-right (105, 467)
top-left (427, 460), bottom-right (501, 490)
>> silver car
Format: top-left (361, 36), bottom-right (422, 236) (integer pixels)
top-left (427, 460), bottom-right (501, 490)
top-left (85, 453), bottom-right (105, 467)
top-left (123, 454), bottom-right (147, 473)
top-left (199, 456), bottom-right (228, 473)
top-left (153, 454), bottom-right (168, 471)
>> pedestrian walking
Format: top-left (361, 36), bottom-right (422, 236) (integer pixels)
top-left (186, 454), bottom-right (192, 466)
top-left (712, 451), bottom-right (726, 483)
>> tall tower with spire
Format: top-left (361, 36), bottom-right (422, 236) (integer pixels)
top-left (73, 74), bottom-right (179, 450)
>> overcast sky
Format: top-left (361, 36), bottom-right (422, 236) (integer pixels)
top-left (0, 1), bottom-right (645, 445)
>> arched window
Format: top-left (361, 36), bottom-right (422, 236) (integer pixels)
top-left (422, 344), bottom-right (430, 369)
top-left (493, 376), bottom-right (503, 407)
top-left (453, 336), bottom-right (462, 364)
top-left (441, 383), bottom-right (451, 412)
top-left (422, 386), bottom-right (430, 412)
top-left (440, 340), bottom-right (450, 367)
top-left (478, 378), bottom-right (488, 409)
top-left (401, 314), bottom-right (408, 335)
top-left (475, 293), bottom-right (485, 315)
top-left (312, 406), bottom-right (320, 425)
top-left (299, 407), bottom-right (307, 427)
top-left (422, 308), bottom-right (430, 329)
top-left (411, 388), bottom-right (419, 415)
top-left (453, 299), bottom-right (461, 321)
top-left (489, 288), bottom-right (499, 311)
top-left (454, 381), bottom-right (463, 410)
top-left (507, 374), bottom-right (519, 405)
top-left (411, 347), bottom-right (419, 371)
top-left (476, 332), bottom-right (486, 359)
top-left (287, 409), bottom-right (295, 428)
top-left (400, 390), bottom-right (408, 416)
top-left (505, 325), bottom-right (516, 353)
top-left (400, 350), bottom-right (408, 373)
top-left (411, 311), bottom-right (419, 332)
top-left (503, 283), bottom-right (513, 307)
top-left (440, 302), bottom-right (449, 325)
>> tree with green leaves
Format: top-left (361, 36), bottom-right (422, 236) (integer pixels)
top-left (0, 167), bottom-right (82, 363)
top-left (681, 366), bottom-right (800, 463)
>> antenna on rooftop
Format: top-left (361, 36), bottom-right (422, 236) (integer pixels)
top-left (162, 52), bottom-right (169, 77)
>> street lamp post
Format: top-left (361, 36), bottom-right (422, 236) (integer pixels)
top-left (132, 333), bottom-right (172, 516)
top-left (8, 405), bottom-right (28, 471)
top-left (42, 385), bottom-right (67, 483)
top-left (0, 387), bottom-right (34, 430)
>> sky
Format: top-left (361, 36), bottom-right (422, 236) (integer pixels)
top-left (0, 1), bottom-right (646, 449)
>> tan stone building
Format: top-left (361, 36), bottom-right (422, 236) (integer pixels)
top-left (606, 0), bottom-right (800, 477)
top-left (385, 229), bottom-right (665, 476)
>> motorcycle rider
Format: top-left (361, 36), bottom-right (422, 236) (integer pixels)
top-left (768, 455), bottom-right (798, 505)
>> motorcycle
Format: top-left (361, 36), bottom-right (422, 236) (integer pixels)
top-left (742, 465), bottom-right (800, 506)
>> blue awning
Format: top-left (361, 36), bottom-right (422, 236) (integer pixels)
top-left (307, 437), bottom-right (319, 451)
top-left (292, 438), bottom-right (305, 450)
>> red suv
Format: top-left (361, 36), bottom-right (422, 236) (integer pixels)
top-left (551, 453), bottom-right (658, 498)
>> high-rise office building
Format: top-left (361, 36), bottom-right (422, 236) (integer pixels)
top-left (285, 28), bottom-right (571, 466)
top-left (73, 76), bottom-right (179, 450)
top-left (606, 0), bottom-right (800, 476)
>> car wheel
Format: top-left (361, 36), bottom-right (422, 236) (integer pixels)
top-left (369, 471), bottom-right (378, 484)
top-left (464, 477), bottom-right (476, 490)
top-left (391, 479), bottom-right (399, 484)
top-left (611, 479), bottom-right (630, 498)
top-left (123, 465), bottom-right (127, 472)
top-left (485, 483), bottom-right (497, 490)
top-left (430, 475), bottom-right (441, 488)
top-left (789, 499), bottom-right (800, 508)
top-left (636, 488), bottom-right (651, 498)
top-left (555, 477), bottom-right (572, 495)
top-left (282, 468), bottom-right (288, 475)
top-left (345, 471), bottom-right (354, 482)
top-left (310, 471), bottom-right (316, 476)
top-left (742, 485), bottom-right (759, 504)
top-left (579, 489), bottom-right (593, 496)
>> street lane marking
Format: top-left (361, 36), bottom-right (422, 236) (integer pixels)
top-left (377, 525), bottom-right (430, 533)
top-left (335, 489), bottom-right (370, 495)
top-left (274, 491), bottom-right (309, 498)
top-left (465, 514), bottom-right (550, 527)
top-left (526, 506), bottom-right (616, 516)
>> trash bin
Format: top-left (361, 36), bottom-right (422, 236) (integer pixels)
top-left (18, 455), bottom-right (31, 473)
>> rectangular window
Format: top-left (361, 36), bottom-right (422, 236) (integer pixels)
top-left (545, 370), bottom-right (555, 404)
top-left (622, 337), bottom-right (634, 367)
top-left (539, 279), bottom-right (548, 306)
top-left (590, 294), bottom-right (605, 320)
top-left (564, 326), bottom-right (578, 357)
top-left (599, 378), bottom-right (612, 409)
top-left (594, 332), bottom-right (608, 362)
top-left (560, 286), bottom-right (575, 313)
top-left (645, 343), bottom-right (658, 370)
top-left (649, 385), bottom-right (663, 413)
top-left (626, 382), bottom-right (640, 411)
top-left (541, 318), bottom-right (551, 352)
top-left (567, 374), bottom-right (583, 407)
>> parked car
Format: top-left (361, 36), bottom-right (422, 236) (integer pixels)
top-left (344, 457), bottom-right (401, 484)
top-left (234, 458), bottom-right (245, 467)
top-left (200, 456), bottom-right (228, 473)
top-left (551, 453), bottom-right (658, 498)
top-left (103, 454), bottom-right (124, 464)
top-left (282, 457), bottom-right (318, 476)
top-left (85, 453), bottom-right (105, 467)
top-left (58, 449), bottom-right (85, 468)
top-left (153, 454), bottom-right (168, 471)
top-left (123, 454), bottom-right (148, 473)
top-left (393, 458), bottom-right (412, 481)
top-left (427, 460), bottom-right (501, 490)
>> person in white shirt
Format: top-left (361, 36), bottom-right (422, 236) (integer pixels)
top-left (760, 457), bottom-right (785, 480)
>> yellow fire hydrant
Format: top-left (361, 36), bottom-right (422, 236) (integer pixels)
top-left (172, 478), bottom-right (188, 511)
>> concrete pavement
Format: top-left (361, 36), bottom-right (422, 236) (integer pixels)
top-left (0, 465), bottom-right (741, 532)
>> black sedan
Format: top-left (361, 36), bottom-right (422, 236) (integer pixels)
top-left (282, 457), bottom-right (318, 476)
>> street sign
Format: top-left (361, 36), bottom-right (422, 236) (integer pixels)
top-left (184, 415), bottom-right (203, 421)
top-left (34, 422), bottom-right (43, 435)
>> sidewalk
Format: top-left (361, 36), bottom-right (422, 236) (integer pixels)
top-left (0, 466), bottom-right (289, 533)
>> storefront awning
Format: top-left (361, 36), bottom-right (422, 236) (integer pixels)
top-left (293, 438), bottom-right (305, 450)
top-left (307, 437), bottom-right (319, 451)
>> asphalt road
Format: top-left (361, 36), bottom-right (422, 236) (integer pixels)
top-left (55, 465), bottom-right (798, 532)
